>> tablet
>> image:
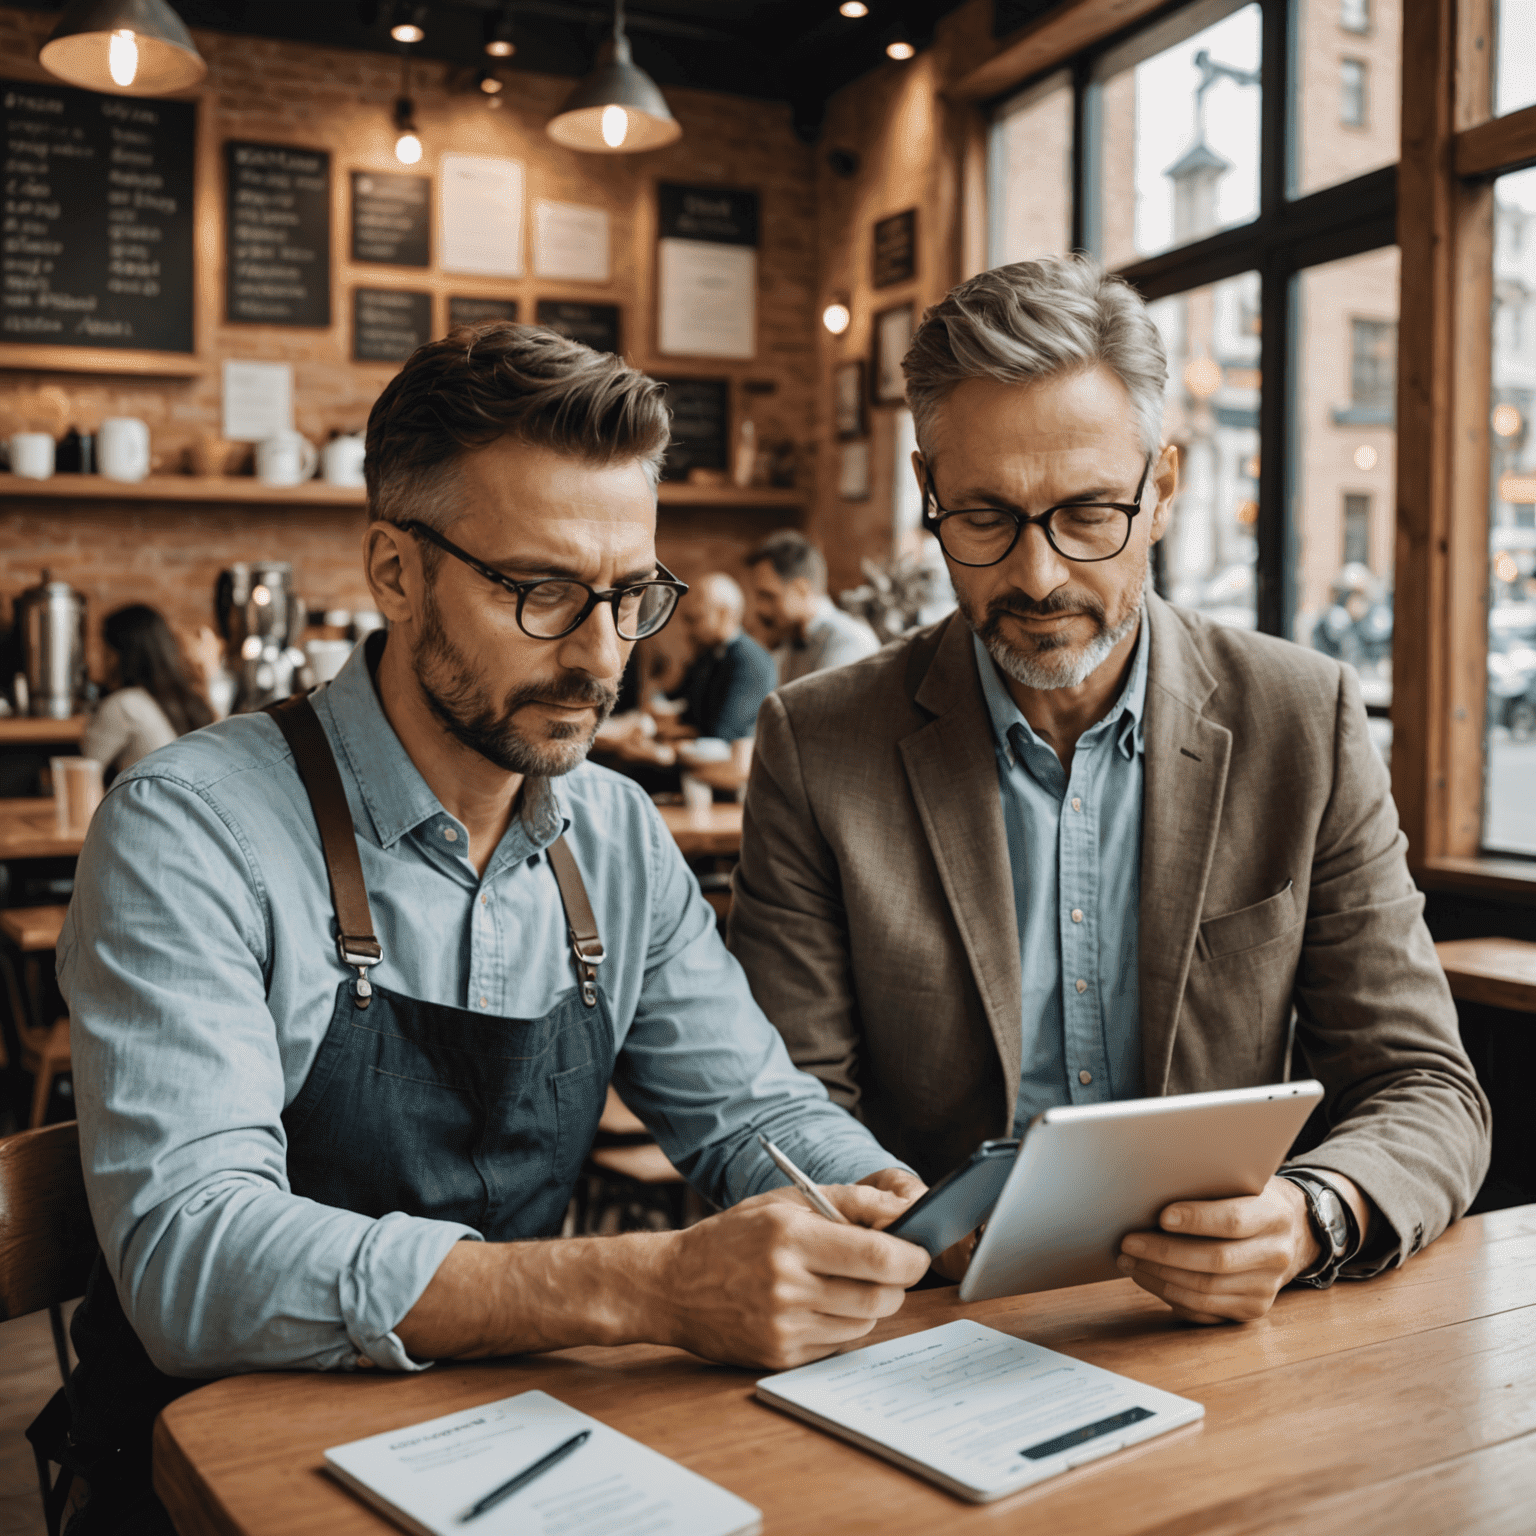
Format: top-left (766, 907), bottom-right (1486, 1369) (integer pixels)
top-left (958, 1080), bottom-right (1325, 1303)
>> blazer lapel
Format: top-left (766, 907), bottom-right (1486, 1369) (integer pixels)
top-left (900, 616), bottom-right (1023, 1122)
top-left (1139, 595), bottom-right (1233, 1093)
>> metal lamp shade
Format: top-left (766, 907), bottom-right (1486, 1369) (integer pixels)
top-left (546, 37), bottom-right (680, 154)
top-left (40, 0), bottom-right (207, 95)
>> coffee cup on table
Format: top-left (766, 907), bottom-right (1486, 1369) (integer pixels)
top-left (8, 432), bottom-right (55, 480)
top-left (52, 756), bottom-right (103, 836)
top-left (98, 417), bottom-right (151, 482)
top-left (256, 430), bottom-right (319, 487)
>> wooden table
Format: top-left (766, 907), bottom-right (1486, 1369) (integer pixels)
top-left (657, 801), bottom-right (742, 858)
top-left (0, 715), bottom-right (86, 746)
top-left (0, 798), bottom-right (84, 861)
top-left (154, 1205), bottom-right (1536, 1535)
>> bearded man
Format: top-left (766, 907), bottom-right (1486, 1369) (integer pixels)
top-left (50, 325), bottom-right (928, 1534)
top-left (727, 256), bottom-right (1489, 1327)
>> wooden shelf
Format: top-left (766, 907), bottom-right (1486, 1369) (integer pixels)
top-left (656, 483), bottom-right (804, 509)
top-left (0, 716), bottom-right (86, 745)
top-left (0, 473), bottom-right (367, 506)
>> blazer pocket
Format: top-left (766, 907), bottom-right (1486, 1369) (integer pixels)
top-left (1196, 882), bottom-right (1298, 961)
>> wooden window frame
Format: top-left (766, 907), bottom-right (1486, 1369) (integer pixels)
top-left (1394, 0), bottom-right (1536, 898)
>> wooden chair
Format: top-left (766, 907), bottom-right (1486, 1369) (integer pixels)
top-left (0, 1121), bottom-right (98, 1536)
top-left (0, 905), bottom-right (72, 1128)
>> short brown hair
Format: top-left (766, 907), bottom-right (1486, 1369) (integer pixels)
top-left (744, 529), bottom-right (827, 593)
top-left (365, 323), bottom-right (671, 536)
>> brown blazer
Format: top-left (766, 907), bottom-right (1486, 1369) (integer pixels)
top-left (728, 595), bottom-right (1491, 1273)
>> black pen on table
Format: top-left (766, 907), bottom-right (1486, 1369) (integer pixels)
top-left (458, 1429), bottom-right (589, 1523)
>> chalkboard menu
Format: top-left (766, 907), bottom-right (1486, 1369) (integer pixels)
top-left (1, 78), bottom-right (194, 353)
top-left (873, 209), bottom-right (917, 289)
top-left (351, 171), bottom-right (430, 266)
top-left (659, 378), bottom-right (729, 483)
top-left (448, 295), bottom-right (518, 330)
top-left (536, 299), bottom-right (620, 355)
top-left (657, 184), bottom-right (759, 247)
top-left (353, 287), bottom-right (431, 362)
top-left (225, 141), bottom-right (331, 327)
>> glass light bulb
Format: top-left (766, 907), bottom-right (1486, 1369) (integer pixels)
top-left (395, 131), bottom-right (423, 165)
top-left (822, 302), bottom-right (851, 336)
top-left (485, 39), bottom-right (514, 57)
top-left (390, 22), bottom-right (424, 42)
top-left (601, 104), bottom-right (629, 148)
top-left (886, 40), bottom-right (915, 60)
top-left (839, 1), bottom-right (869, 14)
top-left (479, 74), bottom-right (503, 94)
top-left (109, 28), bottom-right (138, 88)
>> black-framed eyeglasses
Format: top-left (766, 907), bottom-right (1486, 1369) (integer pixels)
top-left (403, 521), bottom-right (688, 641)
top-left (921, 453), bottom-right (1154, 568)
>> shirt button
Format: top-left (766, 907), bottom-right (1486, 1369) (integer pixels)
top-left (1071, 908), bottom-right (1084, 923)
top-left (1075, 978), bottom-right (1088, 993)
top-left (480, 893), bottom-right (488, 906)
top-left (1071, 797), bottom-right (1082, 812)
top-left (1079, 1069), bottom-right (1093, 1086)
top-left (443, 827), bottom-right (459, 842)
top-left (478, 996), bottom-right (489, 1009)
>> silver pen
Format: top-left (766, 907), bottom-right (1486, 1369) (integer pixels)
top-left (757, 1133), bottom-right (851, 1224)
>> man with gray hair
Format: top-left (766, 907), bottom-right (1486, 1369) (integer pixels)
top-left (729, 256), bottom-right (1489, 1322)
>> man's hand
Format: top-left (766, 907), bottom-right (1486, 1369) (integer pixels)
top-left (854, 1167), bottom-right (976, 1283)
top-left (1117, 1174), bottom-right (1367, 1324)
top-left (654, 1182), bottom-right (931, 1370)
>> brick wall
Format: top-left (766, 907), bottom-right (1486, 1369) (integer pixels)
top-left (0, 4), bottom-right (819, 665)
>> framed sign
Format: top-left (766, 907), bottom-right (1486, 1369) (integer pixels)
top-left (872, 209), bottom-right (917, 289)
top-left (448, 295), bottom-right (518, 330)
top-left (353, 287), bottom-right (431, 362)
top-left (659, 378), bottom-right (730, 483)
top-left (226, 142), bottom-right (331, 328)
top-left (656, 183), bottom-right (759, 360)
top-left (834, 360), bottom-right (866, 439)
top-left (351, 171), bottom-right (430, 266)
top-left (535, 299), bottom-right (620, 354)
top-left (872, 304), bottom-right (914, 406)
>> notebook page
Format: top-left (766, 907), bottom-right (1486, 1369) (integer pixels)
top-left (324, 1389), bottom-right (760, 1536)
top-left (757, 1320), bottom-right (1203, 1501)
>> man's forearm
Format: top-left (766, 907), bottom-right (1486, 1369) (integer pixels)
top-left (397, 1231), bottom-right (677, 1361)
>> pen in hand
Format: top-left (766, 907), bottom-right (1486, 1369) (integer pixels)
top-left (459, 1429), bottom-right (589, 1523)
top-left (757, 1134), bottom-right (851, 1225)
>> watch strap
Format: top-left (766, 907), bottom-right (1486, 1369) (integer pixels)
top-left (1281, 1170), bottom-right (1360, 1289)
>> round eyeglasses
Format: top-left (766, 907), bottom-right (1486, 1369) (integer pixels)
top-left (403, 521), bottom-right (688, 641)
top-left (921, 453), bottom-right (1154, 568)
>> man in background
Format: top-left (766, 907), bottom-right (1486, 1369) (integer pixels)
top-left (671, 573), bottom-right (776, 743)
top-left (746, 529), bottom-right (880, 685)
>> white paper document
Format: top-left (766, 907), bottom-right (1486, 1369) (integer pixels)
top-left (221, 359), bottom-right (293, 443)
top-left (533, 200), bottom-right (611, 282)
top-left (324, 1390), bottom-right (761, 1536)
top-left (440, 154), bottom-right (524, 277)
top-left (757, 1320), bottom-right (1203, 1503)
top-left (657, 238), bottom-right (756, 358)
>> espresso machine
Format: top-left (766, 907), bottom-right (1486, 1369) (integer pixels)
top-left (215, 561), bottom-right (304, 713)
top-left (14, 572), bottom-right (88, 718)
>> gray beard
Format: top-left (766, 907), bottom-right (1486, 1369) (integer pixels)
top-left (968, 597), bottom-right (1143, 691)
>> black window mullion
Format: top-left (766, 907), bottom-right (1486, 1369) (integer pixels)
top-left (1257, 250), bottom-right (1292, 637)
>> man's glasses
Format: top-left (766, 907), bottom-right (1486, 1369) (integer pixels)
top-left (403, 521), bottom-right (688, 641)
top-left (921, 453), bottom-right (1154, 568)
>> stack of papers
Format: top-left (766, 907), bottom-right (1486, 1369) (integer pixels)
top-left (757, 1320), bottom-right (1204, 1503)
top-left (324, 1390), bottom-right (761, 1536)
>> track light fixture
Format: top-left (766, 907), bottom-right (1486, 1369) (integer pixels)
top-left (484, 4), bottom-right (516, 57)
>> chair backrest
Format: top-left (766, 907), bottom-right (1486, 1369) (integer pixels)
top-left (0, 1121), bottom-right (97, 1323)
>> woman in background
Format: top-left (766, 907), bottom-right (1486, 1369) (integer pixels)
top-left (82, 604), bottom-right (214, 776)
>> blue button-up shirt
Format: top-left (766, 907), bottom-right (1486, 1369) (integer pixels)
top-left (971, 627), bottom-right (1147, 1133)
top-left (58, 640), bottom-right (900, 1380)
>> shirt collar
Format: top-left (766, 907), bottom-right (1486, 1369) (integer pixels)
top-left (318, 633), bottom-right (566, 855)
top-left (970, 611), bottom-right (1149, 769)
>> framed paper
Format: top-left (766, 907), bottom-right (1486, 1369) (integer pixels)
top-left (873, 304), bottom-right (914, 405)
top-left (533, 201), bottom-right (610, 283)
top-left (872, 208), bottom-right (917, 289)
top-left (838, 440), bottom-right (871, 501)
top-left (834, 360), bottom-right (866, 439)
top-left (440, 154), bottom-right (524, 277)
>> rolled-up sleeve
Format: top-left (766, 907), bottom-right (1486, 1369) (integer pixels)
top-left (611, 801), bottom-right (908, 1207)
top-left (58, 776), bottom-right (477, 1379)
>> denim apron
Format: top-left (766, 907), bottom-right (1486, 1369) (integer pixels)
top-left (41, 694), bottom-right (613, 1535)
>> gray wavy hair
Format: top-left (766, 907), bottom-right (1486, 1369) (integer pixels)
top-left (902, 255), bottom-right (1168, 457)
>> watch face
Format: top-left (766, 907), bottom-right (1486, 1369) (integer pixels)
top-left (1317, 1188), bottom-right (1349, 1248)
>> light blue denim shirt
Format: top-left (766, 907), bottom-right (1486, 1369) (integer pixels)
top-left (970, 625), bottom-right (1147, 1133)
top-left (58, 639), bottom-right (902, 1380)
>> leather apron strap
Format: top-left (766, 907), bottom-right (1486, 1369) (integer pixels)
top-left (266, 692), bottom-right (605, 1010)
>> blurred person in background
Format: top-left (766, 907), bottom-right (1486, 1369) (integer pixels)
top-left (745, 529), bottom-right (879, 685)
top-left (82, 604), bottom-right (214, 777)
top-left (671, 573), bottom-right (775, 743)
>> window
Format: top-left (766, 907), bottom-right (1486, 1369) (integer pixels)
top-left (1340, 0), bottom-right (1370, 32)
top-left (1495, 0), bottom-right (1536, 118)
top-left (1340, 59), bottom-right (1367, 127)
top-left (1343, 495), bottom-right (1372, 564)
top-left (1349, 318), bottom-right (1397, 419)
top-left (989, 72), bottom-right (1072, 267)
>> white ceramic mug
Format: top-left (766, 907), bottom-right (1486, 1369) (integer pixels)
top-left (98, 417), bottom-right (151, 482)
top-left (8, 432), bottom-right (55, 480)
top-left (256, 431), bottom-right (319, 487)
top-left (321, 433), bottom-right (367, 488)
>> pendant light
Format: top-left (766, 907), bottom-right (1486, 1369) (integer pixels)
top-left (546, 0), bottom-right (681, 155)
top-left (40, 0), bottom-right (206, 95)
top-left (393, 56), bottom-right (422, 165)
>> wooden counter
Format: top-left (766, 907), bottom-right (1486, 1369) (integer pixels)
top-left (0, 715), bottom-right (86, 746)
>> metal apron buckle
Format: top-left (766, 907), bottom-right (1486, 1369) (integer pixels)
top-left (337, 936), bottom-right (384, 1008)
top-left (569, 934), bottom-right (605, 1008)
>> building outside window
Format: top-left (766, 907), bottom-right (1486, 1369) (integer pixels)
top-left (1350, 318), bottom-right (1397, 417)
top-left (1343, 494), bottom-right (1372, 564)
top-left (1341, 58), bottom-right (1368, 126)
top-left (1340, 0), bottom-right (1371, 33)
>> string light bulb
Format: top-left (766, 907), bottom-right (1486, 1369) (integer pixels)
top-left (477, 69), bottom-right (504, 95)
top-left (822, 298), bottom-right (851, 336)
top-left (393, 90), bottom-right (422, 164)
top-left (839, 2), bottom-right (869, 15)
top-left (886, 38), bottom-right (915, 59)
top-left (390, 5), bottom-right (427, 43)
top-left (484, 4), bottom-right (516, 56)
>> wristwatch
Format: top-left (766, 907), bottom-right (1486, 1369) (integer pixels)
top-left (1280, 1170), bottom-right (1360, 1289)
